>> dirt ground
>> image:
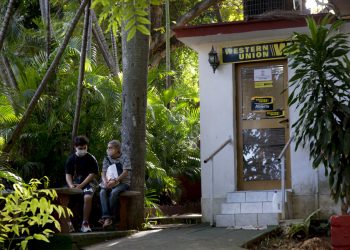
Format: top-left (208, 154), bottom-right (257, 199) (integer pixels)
top-left (248, 221), bottom-right (331, 250)
top-left (249, 236), bottom-right (331, 250)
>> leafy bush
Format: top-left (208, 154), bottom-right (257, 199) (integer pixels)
top-left (284, 15), bottom-right (350, 214)
top-left (0, 175), bottom-right (72, 250)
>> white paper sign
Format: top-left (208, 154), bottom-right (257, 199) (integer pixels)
top-left (254, 68), bottom-right (272, 81)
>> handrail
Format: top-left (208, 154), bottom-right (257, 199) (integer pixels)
top-left (204, 137), bottom-right (232, 163)
top-left (278, 135), bottom-right (294, 161)
top-left (277, 134), bottom-right (294, 220)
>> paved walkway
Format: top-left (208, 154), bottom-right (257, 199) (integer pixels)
top-left (83, 223), bottom-right (276, 250)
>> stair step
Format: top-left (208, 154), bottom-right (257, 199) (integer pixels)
top-left (226, 191), bottom-right (278, 203)
top-left (221, 201), bottom-right (277, 214)
top-left (215, 213), bottom-right (279, 228)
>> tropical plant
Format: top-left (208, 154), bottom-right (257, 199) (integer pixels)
top-left (284, 15), bottom-right (350, 214)
top-left (287, 208), bottom-right (321, 239)
top-left (0, 175), bottom-right (72, 250)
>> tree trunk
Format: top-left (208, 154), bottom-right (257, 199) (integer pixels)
top-left (3, 0), bottom-right (90, 154)
top-left (0, 0), bottom-right (16, 52)
top-left (121, 19), bottom-right (149, 229)
top-left (110, 28), bottom-right (120, 74)
top-left (39, 0), bottom-right (52, 62)
top-left (165, 0), bottom-right (171, 89)
top-left (0, 55), bottom-right (18, 90)
top-left (149, 0), bottom-right (221, 67)
top-left (71, 0), bottom-right (91, 150)
top-left (214, 1), bottom-right (223, 22)
top-left (87, 14), bottom-right (92, 59)
top-left (91, 10), bottom-right (117, 76)
top-left (45, 0), bottom-right (52, 61)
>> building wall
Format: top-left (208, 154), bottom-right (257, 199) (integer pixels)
top-left (198, 44), bottom-right (236, 220)
top-left (194, 24), bottom-right (348, 222)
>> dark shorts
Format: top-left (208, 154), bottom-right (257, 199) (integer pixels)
top-left (73, 178), bottom-right (95, 195)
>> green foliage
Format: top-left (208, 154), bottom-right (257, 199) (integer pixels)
top-left (219, 0), bottom-right (244, 22)
top-left (284, 15), bottom-right (350, 210)
top-left (287, 209), bottom-right (321, 239)
top-left (145, 47), bottom-right (200, 203)
top-left (0, 0), bottom-right (201, 207)
top-left (92, 0), bottom-right (161, 41)
top-left (0, 176), bottom-right (72, 250)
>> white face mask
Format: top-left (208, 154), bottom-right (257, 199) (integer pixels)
top-left (106, 147), bottom-right (120, 157)
top-left (106, 149), bottom-right (114, 157)
top-left (76, 148), bottom-right (88, 157)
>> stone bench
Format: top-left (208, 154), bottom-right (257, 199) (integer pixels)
top-left (118, 191), bottom-right (142, 230)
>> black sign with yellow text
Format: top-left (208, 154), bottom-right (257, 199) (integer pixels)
top-left (222, 41), bottom-right (290, 63)
top-left (251, 96), bottom-right (273, 111)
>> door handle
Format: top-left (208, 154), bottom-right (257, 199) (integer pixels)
top-left (279, 119), bottom-right (289, 124)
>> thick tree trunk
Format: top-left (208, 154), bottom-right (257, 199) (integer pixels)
top-left (3, 0), bottom-right (89, 153)
top-left (121, 23), bottom-right (149, 229)
top-left (71, 0), bottom-right (91, 150)
top-left (0, 0), bottom-right (16, 52)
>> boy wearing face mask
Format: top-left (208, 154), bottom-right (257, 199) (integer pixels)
top-left (65, 135), bottom-right (99, 233)
top-left (99, 140), bottom-right (131, 229)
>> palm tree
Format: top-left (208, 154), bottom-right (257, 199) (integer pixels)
top-left (0, 0), bottom-right (16, 51)
top-left (72, 0), bottom-right (91, 148)
top-left (3, 0), bottom-right (90, 153)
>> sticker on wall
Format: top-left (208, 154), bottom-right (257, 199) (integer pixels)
top-left (254, 81), bottom-right (273, 88)
top-left (251, 96), bottom-right (274, 111)
top-left (266, 110), bottom-right (285, 118)
top-left (254, 68), bottom-right (272, 81)
top-left (254, 68), bottom-right (273, 88)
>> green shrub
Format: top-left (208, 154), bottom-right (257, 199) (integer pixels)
top-left (0, 176), bottom-right (72, 250)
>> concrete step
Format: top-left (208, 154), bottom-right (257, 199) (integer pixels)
top-left (221, 201), bottom-right (276, 214)
top-left (226, 191), bottom-right (278, 203)
top-left (147, 214), bottom-right (202, 225)
top-left (215, 213), bottom-right (279, 228)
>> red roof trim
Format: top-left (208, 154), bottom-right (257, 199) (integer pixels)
top-left (173, 14), bottom-right (327, 38)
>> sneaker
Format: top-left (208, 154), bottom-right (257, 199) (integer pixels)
top-left (81, 222), bottom-right (92, 233)
top-left (103, 218), bottom-right (113, 228)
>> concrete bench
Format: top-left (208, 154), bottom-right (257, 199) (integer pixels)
top-left (118, 191), bottom-right (142, 230)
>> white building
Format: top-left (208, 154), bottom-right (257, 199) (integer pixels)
top-left (174, 13), bottom-right (350, 227)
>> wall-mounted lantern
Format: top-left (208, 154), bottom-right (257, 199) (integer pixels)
top-left (208, 46), bottom-right (220, 73)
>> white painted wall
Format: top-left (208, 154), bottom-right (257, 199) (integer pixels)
top-left (179, 22), bottom-right (349, 222)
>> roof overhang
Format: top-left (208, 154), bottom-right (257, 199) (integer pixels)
top-left (173, 14), bottom-right (328, 46)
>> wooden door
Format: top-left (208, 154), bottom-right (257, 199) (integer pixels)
top-left (236, 60), bottom-right (291, 190)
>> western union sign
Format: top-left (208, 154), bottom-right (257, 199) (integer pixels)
top-left (222, 41), bottom-right (290, 63)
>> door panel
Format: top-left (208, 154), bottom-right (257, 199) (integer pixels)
top-left (236, 60), bottom-right (290, 190)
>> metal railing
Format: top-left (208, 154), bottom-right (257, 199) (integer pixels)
top-left (204, 137), bottom-right (232, 163)
top-left (277, 134), bottom-right (294, 220)
top-left (204, 136), bottom-right (233, 226)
